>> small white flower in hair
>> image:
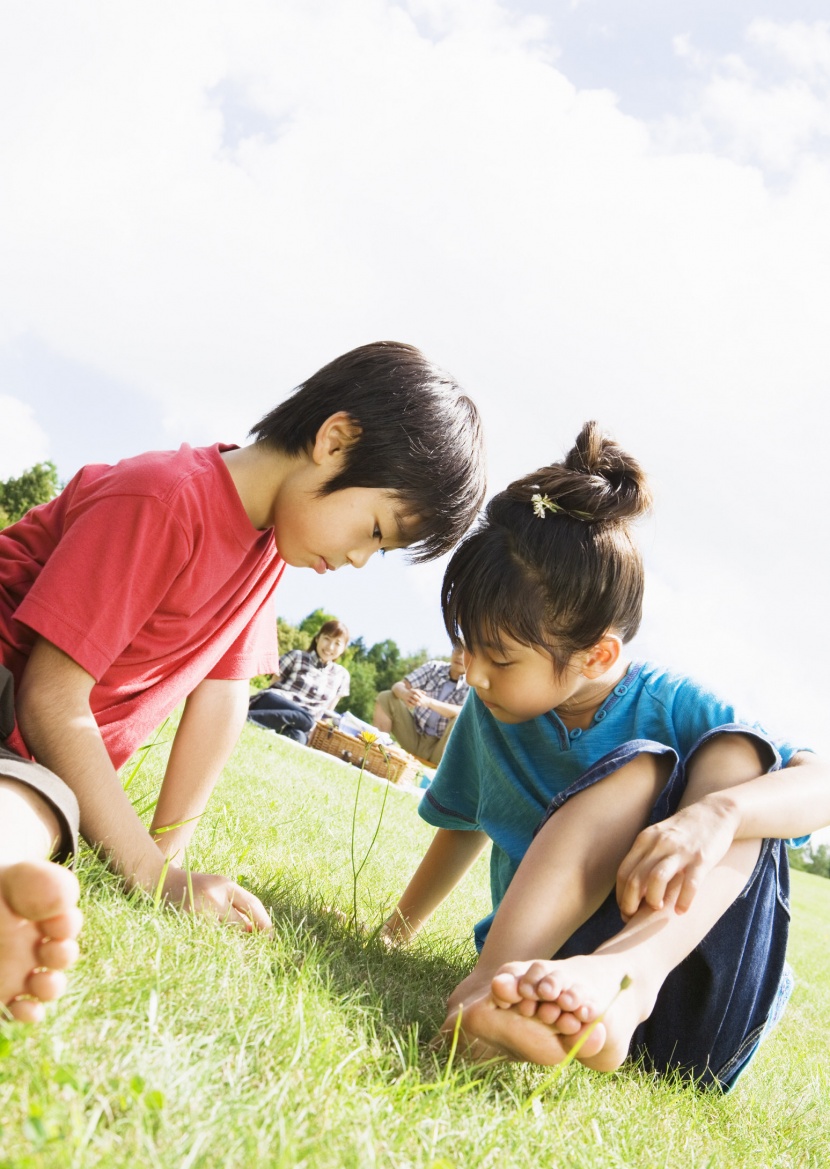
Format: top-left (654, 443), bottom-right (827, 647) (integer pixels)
top-left (531, 492), bottom-right (593, 521)
top-left (531, 493), bottom-right (560, 519)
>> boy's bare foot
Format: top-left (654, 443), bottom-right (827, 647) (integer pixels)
top-left (486, 953), bottom-right (656, 1071)
top-left (0, 860), bottom-right (82, 1023)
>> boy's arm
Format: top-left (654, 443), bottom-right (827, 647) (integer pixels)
top-left (17, 638), bottom-right (173, 890)
top-left (383, 826), bottom-right (488, 942)
top-left (617, 746), bottom-right (830, 918)
top-left (17, 639), bottom-right (270, 930)
top-left (150, 677), bottom-right (250, 859)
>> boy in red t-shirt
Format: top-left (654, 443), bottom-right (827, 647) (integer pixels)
top-left (0, 341), bottom-right (486, 1021)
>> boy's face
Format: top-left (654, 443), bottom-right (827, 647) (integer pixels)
top-left (272, 483), bottom-right (412, 573)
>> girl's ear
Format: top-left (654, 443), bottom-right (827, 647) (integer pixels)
top-left (312, 412), bottom-right (363, 464)
top-left (580, 634), bottom-right (622, 679)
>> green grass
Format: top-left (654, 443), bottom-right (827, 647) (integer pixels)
top-left (2, 721), bottom-right (829, 1168)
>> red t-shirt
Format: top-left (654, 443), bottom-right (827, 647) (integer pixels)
top-left (0, 443), bottom-right (283, 767)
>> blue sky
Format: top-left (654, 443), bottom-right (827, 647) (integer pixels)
top-left (2, 0), bottom-right (828, 764)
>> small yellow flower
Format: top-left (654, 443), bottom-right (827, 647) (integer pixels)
top-left (359, 730), bottom-right (378, 744)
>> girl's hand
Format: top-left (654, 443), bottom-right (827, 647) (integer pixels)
top-left (615, 797), bottom-right (739, 920)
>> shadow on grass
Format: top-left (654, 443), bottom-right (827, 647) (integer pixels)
top-left (75, 847), bottom-right (468, 1049)
top-left (243, 876), bottom-right (720, 1104)
top-left (250, 884), bottom-right (550, 1101)
top-left (246, 872), bottom-right (472, 1038)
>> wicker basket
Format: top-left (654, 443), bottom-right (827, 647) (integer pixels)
top-left (308, 720), bottom-right (420, 786)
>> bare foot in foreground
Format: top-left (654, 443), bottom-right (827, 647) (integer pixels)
top-left (492, 958), bottom-right (605, 1029)
top-left (439, 983), bottom-right (608, 1066)
top-left (484, 953), bottom-right (657, 1071)
top-left (0, 861), bottom-right (82, 1023)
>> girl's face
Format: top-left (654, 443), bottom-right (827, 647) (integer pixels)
top-left (316, 631), bottom-right (348, 662)
top-left (462, 634), bottom-right (585, 724)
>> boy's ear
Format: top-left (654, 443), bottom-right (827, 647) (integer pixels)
top-left (580, 634), bottom-right (622, 679)
top-left (312, 412), bottom-right (363, 464)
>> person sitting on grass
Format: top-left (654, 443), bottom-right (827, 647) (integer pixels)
top-left (0, 341), bottom-right (486, 1024)
top-left (383, 421), bottom-right (830, 1090)
top-left (373, 642), bottom-right (469, 765)
top-left (248, 619), bottom-right (351, 744)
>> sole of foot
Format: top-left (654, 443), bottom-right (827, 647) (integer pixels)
top-left (0, 860), bottom-right (82, 1023)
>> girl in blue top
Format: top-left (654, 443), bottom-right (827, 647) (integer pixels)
top-left (384, 422), bottom-right (830, 1089)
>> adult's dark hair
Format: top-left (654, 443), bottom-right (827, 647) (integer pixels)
top-left (441, 422), bottom-right (652, 672)
top-left (310, 619), bottom-right (350, 656)
top-left (249, 342), bottom-right (486, 562)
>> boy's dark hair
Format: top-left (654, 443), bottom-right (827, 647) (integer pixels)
top-left (249, 342), bottom-right (486, 562)
top-left (310, 619), bottom-right (350, 655)
top-left (441, 421), bottom-right (652, 673)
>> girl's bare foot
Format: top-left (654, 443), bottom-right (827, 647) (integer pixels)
top-left (440, 986), bottom-right (609, 1066)
top-left (492, 959), bottom-right (602, 1030)
top-left (485, 952), bottom-right (657, 1071)
top-left (0, 860), bottom-right (82, 1023)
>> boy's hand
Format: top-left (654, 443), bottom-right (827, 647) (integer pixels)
top-left (163, 869), bottom-right (272, 932)
top-left (615, 796), bottom-right (738, 920)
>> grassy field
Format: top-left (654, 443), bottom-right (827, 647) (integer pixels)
top-left (2, 720), bottom-right (829, 1169)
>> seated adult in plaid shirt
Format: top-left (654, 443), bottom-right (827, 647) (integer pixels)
top-left (248, 620), bottom-right (350, 744)
top-left (373, 643), bottom-right (468, 765)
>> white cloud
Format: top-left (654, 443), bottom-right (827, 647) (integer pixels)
top-left (0, 396), bottom-right (51, 478)
top-left (748, 18), bottom-right (830, 78)
top-left (665, 18), bottom-right (830, 172)
top-left (0, 1), bottom-right (828, 767)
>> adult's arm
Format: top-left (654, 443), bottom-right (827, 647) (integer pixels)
top-left (419, 694), bottom-right (465, 720)
top-left (383, 826), bottom-right (488, 942)
top-left (390, 679), bottom-right (461, 721)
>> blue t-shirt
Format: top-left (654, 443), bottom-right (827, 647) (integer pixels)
top-left (418, 661), bottom-right (805, 949)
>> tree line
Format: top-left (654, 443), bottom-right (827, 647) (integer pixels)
top-left (0, 461), bottom-right (60, 528)
top-left (787, 843), bottom-right (830, 880)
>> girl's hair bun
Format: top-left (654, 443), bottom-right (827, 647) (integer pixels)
top-left (508, 421), bottom-right (652, 524)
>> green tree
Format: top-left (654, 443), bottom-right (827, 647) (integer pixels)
top-left (299, 608), bottom-right (337, 637)
top-left (0, 461), bottom-right (60, 528)
top-left (276, 616), bottom-right (311, 655)
top-left (366, 638), bottom-right (429, 694)
top-left (787, 842), bottom-right (830, 880)
top-left (788, 845), bottom-right (810, 873)
top-left (807, 844), bottom-right (830, 879)
top-left (337, 654), bottom-right (378, 722)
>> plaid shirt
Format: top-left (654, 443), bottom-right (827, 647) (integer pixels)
top-left (405, 659), bottom-right (469, 739)
top-left (269, 649), bottom-right (350, 720)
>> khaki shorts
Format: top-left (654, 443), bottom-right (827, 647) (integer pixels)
top-left (0, 664), bottom-right (79, 864)
top-left (374, 690), bottom-right (458, 766)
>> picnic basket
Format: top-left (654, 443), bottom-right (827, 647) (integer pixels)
top-left (308, 720), bottom-right (420, 786)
